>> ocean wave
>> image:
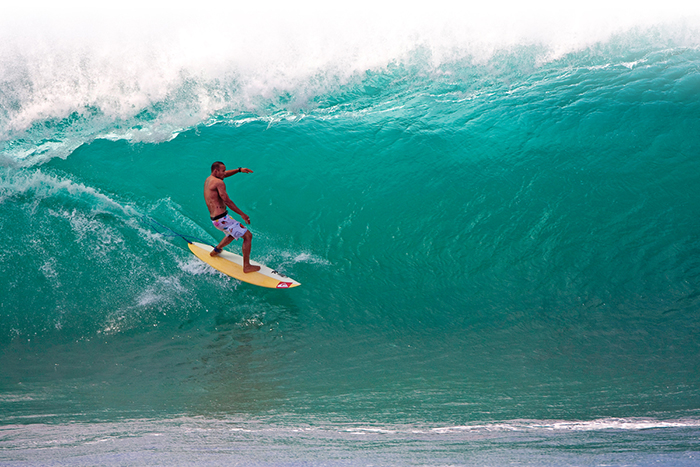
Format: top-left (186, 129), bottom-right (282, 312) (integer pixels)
top-left (1, 2), bottom-right (699, 164)
top-left (0, 167), bottom-right (131, 212)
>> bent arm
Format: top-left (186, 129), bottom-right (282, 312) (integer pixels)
top-left (217, 185), bottom-right (251, 224)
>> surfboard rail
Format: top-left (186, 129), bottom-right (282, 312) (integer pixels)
top-left (188, 242), bottom-right (300, 289)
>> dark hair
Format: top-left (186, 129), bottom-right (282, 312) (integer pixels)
top-left (211, 161), bottom-right (225, 173)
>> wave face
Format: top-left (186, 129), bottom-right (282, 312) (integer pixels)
top-left (2, 2), bottom-right (700, 462)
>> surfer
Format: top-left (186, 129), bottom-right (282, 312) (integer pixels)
top-left (204, 161), bottom-right (261, 273)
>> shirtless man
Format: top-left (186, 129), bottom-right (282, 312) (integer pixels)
top-left (204, 161), bottom-right (260, 273)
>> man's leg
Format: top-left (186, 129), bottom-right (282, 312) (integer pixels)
top-left (211, 235), bottom-right (234, 257)
top-left (241, 231), bottom-right (261, 273)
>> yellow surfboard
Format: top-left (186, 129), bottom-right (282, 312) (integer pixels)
top-left (187, 242), bottom-right (300, 289)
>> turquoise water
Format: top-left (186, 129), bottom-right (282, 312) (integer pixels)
top-left (2, 4), bottom-right (700, 464)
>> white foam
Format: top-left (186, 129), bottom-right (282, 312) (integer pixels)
top-left (283, 251), bottom-right (331, 266)
top-left (177, 254), bottom-right (242, 290)
top-left (1, 1), bottom-right (699, 164)
top-left (178, 256), bottom-right (219, 276)
top-left (0, 169), bottom-right (129, 214)
top-left (252, 248), bottom-right (330, 280)
top-left (136, 291), bottom-right (162, 307)
top-left (135, 276), bottom-right (185, 307)
top-left (432, 418), bottom-right (700, 433)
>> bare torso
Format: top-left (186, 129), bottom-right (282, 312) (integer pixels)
top-left (204, 175), bottom-right (227, 217)
top-left (203, 164), bottom-right (259, 272)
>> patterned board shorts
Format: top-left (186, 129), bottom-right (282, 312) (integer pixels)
top-left (211, 213), bottom-right (248, 239)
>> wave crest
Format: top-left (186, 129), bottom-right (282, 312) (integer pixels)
top-left (1, 2), bottom-right (699, 165)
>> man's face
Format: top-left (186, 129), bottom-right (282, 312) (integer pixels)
top-left (214, 165), bottom-right (226, 179)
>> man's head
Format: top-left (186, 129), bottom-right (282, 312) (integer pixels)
top-left (211, 161), bottom-right (226, 179)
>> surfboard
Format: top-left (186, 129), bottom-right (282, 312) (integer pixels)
top-left (187, 241), bottom-right (300, 289)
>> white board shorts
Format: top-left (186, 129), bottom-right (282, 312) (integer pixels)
top-left (211, 213), bottom-right (247, 240)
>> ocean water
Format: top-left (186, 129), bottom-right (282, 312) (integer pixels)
top-left (2, 2), bottom-right (700, 465)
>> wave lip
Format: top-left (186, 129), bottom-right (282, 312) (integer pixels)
top-left (2, 2), bottom-right (700, 165)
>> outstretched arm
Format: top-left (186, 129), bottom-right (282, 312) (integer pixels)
top-left (223, 167), bottom-right (254, 178)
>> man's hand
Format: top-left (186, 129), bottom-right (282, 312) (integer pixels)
top-left (240, 168), bottom-right (254, 174)
top-left (241, 213), bottom-right (251, 224)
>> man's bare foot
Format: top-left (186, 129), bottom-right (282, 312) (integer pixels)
top-left (210, 247), bottom-right (222, 257)
top-left (243, 264), bottom-right (261, 274)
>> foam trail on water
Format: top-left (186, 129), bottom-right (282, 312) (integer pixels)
top-left (0, 168), bottom-right (134, 216)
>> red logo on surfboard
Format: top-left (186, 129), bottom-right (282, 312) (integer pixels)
top-left (276, 282), bottom-right (292, 288)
